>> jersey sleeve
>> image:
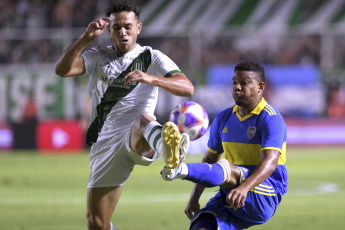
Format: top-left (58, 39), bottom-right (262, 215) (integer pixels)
top-left (80, 47), bottom-right (98, 77)
top-left (150, 50), bottom-right (181, 77)
top-left (260, 114), bottom-right (286, 153)
top-left (207, 113), bottom-right (224, 154)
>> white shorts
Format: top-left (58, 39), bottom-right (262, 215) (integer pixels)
top-left (87, 128), bottom-right (160, 188)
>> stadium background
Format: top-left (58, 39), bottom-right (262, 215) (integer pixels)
top-left (0, 1), bottom-right (345, 230)
top-left (1, 0), bottom-right (345, 151)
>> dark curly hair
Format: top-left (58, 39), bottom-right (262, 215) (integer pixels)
top-left (234, 61), bottom-right (266, 83)
top-left (106, 0), bottom-right (141, 20)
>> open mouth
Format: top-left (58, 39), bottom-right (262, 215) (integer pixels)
top-left (120, 38), bottom-right (128, 44)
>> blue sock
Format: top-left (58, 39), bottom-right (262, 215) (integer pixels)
top-left (183, 160), bottom-right (230, 187)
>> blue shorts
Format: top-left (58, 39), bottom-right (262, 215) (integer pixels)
top-left (190, 166), bottom-right (285, 230)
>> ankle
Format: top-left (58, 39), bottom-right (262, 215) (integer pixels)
top-left (176, 163), bottom-right (188, 179)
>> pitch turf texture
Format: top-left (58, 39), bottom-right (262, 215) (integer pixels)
top-left (0, 147), bottom-right (344, 230)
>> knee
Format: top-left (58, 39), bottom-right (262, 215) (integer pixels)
top-left (219, 159), bottom-right (241, 188)
top-left (136, 113), bottom-right (155, 126)
top-left (87, 213), bottom-right (109, 230)
top-left (133, 114), bottom-right (155, 133)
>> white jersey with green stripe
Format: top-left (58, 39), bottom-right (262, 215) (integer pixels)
top-left (80, 44), bottom-right (181, 145)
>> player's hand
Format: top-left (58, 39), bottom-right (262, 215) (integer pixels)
top-left (123, 70), bottom-right (153, 85)
top-left (85, 17), bottom-right (110, 39)
top-left (185, 199), bottom-right (200, 220)
top-left (226, 186), bottom-right (248, 210)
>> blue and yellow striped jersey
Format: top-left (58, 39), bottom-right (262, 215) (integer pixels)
top-left (207, 98), bottom-right (287, 192)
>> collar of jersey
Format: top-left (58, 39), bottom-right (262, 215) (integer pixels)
top-left (112, 45), bottom-right (124, 57)
top-left (233, 98), bottom-right (267, 121)
top-left (112, 44), bottom-right (140, 57)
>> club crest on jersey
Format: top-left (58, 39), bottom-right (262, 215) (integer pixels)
top-left (133, 60), bottom-right (143, 71)
top-left (247, 126), bottom-right (256, 139)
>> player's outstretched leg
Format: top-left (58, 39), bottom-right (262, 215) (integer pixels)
top-left (161, 121), bottom-right (190, 180)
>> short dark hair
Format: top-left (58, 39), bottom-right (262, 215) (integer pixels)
top-left (106, 0), bottom-right (141, 20)
top-left (234, 61), bottom-right (266, 83)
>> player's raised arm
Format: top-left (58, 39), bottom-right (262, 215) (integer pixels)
top-left (55, 17), bottom-right (110, 77)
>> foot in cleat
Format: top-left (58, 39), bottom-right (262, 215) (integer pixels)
top-left (162, 122), bottom-right (181, 169)
top-left (161, 123), bottom-right (190, 181)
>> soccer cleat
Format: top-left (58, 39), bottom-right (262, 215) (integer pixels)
top-left (162, 121), bottom-right (182, 169)
top-left (161, 128), bottom-right (190, 181)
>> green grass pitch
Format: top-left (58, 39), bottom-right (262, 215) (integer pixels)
top-left (0, 146), bottom-right (345, 230)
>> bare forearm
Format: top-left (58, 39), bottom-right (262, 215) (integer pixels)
top-left (150, 73), bottom-right (194, 97)
top-left (189, 183), bottom-right (205, 202)
top-left (185, 182), bottom-right (205, 219)
top-left (55, 17), bottom-right (110, 77)
top-left (239, 155), bottom-right (277, 191)
top-left (55, 33), bottom-right (91, 77)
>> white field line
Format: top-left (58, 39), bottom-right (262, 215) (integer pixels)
top-left (0, 182), bottom-right (341, 206)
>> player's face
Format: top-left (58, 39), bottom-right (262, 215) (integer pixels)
top-left (107, 11), bottom-right (142, 54)
top-left (232, 71), bottom-right (264, 109)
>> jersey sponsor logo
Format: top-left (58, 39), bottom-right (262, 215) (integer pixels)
top-left (247, 126), bottom-right (256, 139)
top-left (99, 62), bottom-right (138, 89)
top-left (108, 78), bottom-right (138, 89)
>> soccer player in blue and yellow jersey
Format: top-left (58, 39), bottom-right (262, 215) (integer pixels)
top-left (161, 61), bottom-right (287, 230)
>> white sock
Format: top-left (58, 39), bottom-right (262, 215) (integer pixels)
top-left (143, 121), bottom-right (162, 152)
top-left (176, 163), bottom-right (188, 179)
top-left (110, 222), bottom-right (118, 230)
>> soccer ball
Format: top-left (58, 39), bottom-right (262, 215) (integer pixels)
top-left (169, 101), bottom-right (209, 141)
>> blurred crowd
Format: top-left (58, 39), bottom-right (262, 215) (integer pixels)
top-left (0, 0), bottom-right (344, 71)
top-left (0, 0), bottom-right (148, 28)
top-left (0, 0), bottom-right (146, 64)
top-left (1, 0), bottom-right (344, 120)
top-left (154, 35), bottom-right (321, 68)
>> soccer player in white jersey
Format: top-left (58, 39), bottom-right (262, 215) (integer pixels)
top-left (55, 1), bottom-right (194, 229)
